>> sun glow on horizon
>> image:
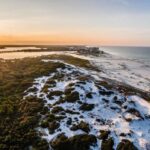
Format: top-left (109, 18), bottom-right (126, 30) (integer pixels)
top-left (0, 0), bottom-right (150, 46)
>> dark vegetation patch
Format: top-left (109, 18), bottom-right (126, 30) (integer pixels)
top-left (99, 130), bottom-right (110, 140)
top-left (79, 103), bottom-right (95, 111)
top-left (46, 79), bottom-right (56, 85)
top-left (76, 81), bottom-right (86, 85)
top-left (48, 121), bottom-right (60, 134)
top-left (86, 92), bottom-right (93, 98)
top-left (126, 108), bottom-right (143, 119)
top-left (96, 81), bottom-right (114, 90)
top-left (102, 98), bottom-right (109, 103)
top-left (97, 80), bottom-right (150, 102)
top-left (64, 91), bottom-right (80, 103)
top-left (65, 109), bottom-right (80, 115)
top-left (26, 86), bottom-right (38, 93)
top-left (0, 96), bottom-right (49, 150)
top-left (99, 90), bottom-right (114, 96)
top-left (113, 96), bottom-right (124, 106)
top-left (41, 84), bottom-right (50, 93)
top-left (77, 75), bottom-right (91, 82)
top-left (42, 80), bottom-right (57, 94)
top-left (64, 87), bottom-right (75, 95)
top-left (41, 113), bottom-right (65, 126)
top-left (66, 118), bottom-right (72, 125)
top-left (115, 83), bottom-right (150, 102)
top-left (117, 139), bottom-right (138, 150)
top-left (50, 133), bottom-right (97, 150)
top-left (70, 121), bottom-right (90, 133)
top-left (51, 106), bottom-right (64, 114)
top-left (47, 91), bottom-right (64, 99)
top-left (51, 73), bottom-right (65, 81)
top-left (101, 137), bottom-right (114, 150)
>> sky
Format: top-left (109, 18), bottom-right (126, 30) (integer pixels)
top-left (0, 0), bottom-right (150, 46)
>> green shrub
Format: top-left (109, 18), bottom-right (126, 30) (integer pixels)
top-left (79, 103), bottom-right (95, 111)
top-left (65, 91), bottom-right (80, 103)
top-left (117, 139), bottom-right (138, 150)
top-left (101, 137), bottom-right (114, 150)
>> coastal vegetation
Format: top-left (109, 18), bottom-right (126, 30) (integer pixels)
top-left (0, 53), bottom-right (149, 150)
top-left (0, 55), bottom-right (92, 149)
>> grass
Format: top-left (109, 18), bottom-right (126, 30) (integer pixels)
top-left (0, 57), bottom-right (67, 149)
top-left (41, 54), bottom-right (94, 69)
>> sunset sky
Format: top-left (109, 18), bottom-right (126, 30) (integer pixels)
top-left (0, 0), bottom-right (150, 46)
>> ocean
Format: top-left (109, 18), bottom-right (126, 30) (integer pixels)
top-left (101, 46), bottom-right (150, 61)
